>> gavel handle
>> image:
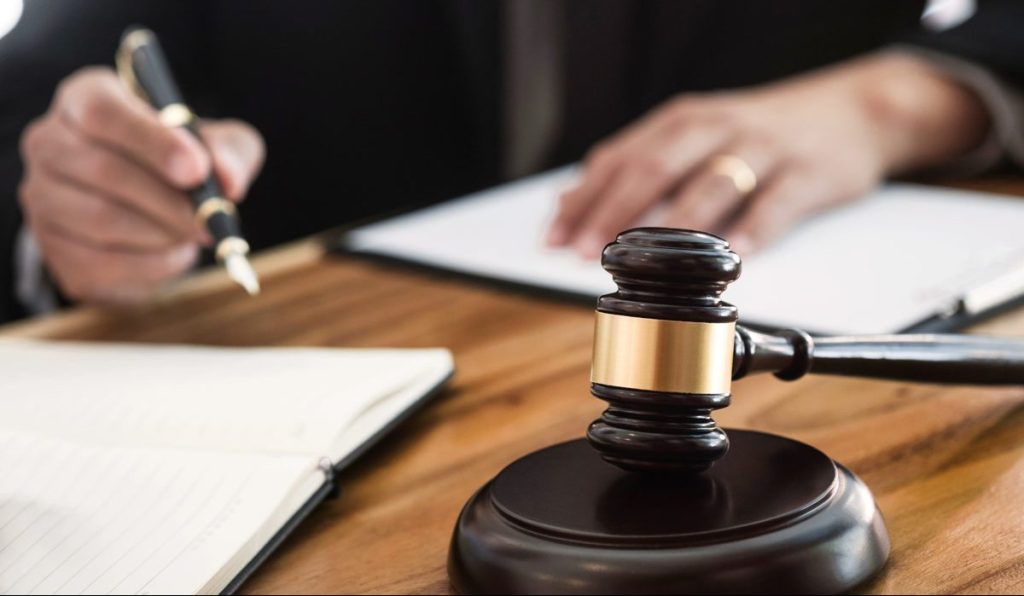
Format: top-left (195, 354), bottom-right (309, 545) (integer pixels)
top-left (733, 326), bottom-right (1024, 385)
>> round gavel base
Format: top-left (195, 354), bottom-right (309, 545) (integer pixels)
top-left (448, 431), bottom-right (889, 594)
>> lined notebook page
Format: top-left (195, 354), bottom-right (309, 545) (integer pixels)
top-left (0, 340), bottom-right (452, 459)
top-left (0, 431), bottom-right (320, 595)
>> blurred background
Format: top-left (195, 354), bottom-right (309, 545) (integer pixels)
top-left (0, 0), bottom-right (1021, 330)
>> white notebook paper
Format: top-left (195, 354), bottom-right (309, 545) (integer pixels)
top-left (345, 167), bottom-right (1024, 334)
top-left (0, 340), bottom-right (453, 595)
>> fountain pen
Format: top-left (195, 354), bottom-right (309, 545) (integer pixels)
top-left (115, 27), bottom-right (260, 295)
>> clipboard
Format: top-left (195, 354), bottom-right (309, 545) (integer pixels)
top-left (332, 168), bottom-right (1024, 335)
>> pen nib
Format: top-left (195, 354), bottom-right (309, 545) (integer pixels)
top-left (224, 253), bottom-right (261, 296)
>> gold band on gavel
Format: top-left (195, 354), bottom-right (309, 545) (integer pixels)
top-left (590, 312), bottom-right (735, 394)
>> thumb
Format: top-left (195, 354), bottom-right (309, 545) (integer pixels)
top-left (198, 119), bottom-right (265, 200)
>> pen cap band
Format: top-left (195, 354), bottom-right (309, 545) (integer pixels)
top-left (158, 103), bottom-right (195, 128)
top-left (196, 198), bottom-right (238, 226)
top-left (116, 26), bottom-right (186, 108)
top-left (115, 30), bottom-right (148, 100)
top-left (215, 237), bottom-right (250, 262)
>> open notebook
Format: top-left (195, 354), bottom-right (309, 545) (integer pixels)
top-left (343, 167), bottom-right (1024, 334)
top-left (0, 340), bottom-right (453, 595)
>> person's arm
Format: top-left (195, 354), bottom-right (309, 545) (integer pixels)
top-left (547, 50), bottom-right (991, 257)
top-left (18, 69), bottom-right (264, 305)
top-left (897, 0), bottom-right (1024, 172)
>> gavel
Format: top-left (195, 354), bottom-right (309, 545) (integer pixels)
top-left (449, 226), bottom-right (1024, 594)
top-left (588, 227), bottom-right (1024, 473)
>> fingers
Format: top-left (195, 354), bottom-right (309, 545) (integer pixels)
top-left (546, 114), bottom-right (675, 248)
top-left (198, 119), bottom-right (266, 200)
top-left (55, 67), bottom-right (209, 187)
top-left (549, 114), bottom-right (732, 256)
top-left (23, 115), bottom-right (198, 242)
top-left (34, 229), bottom-right (198, 304)
top-left (20, 173), bottom-right (189, 251)
top-left (53, 69), bottom-right (267, 201)
top-left (662, 138), bottom-right (782, 234)
top-left (724, 167), bottom-right (832, 254)
top-left (561, 166), bottom-right (671, 257)
top-left (19, 66), bottom-right (267, 305)
top-left (546, 145), bottom-right (620, 246)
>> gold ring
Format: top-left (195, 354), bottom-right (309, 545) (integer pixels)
top-left (709, 154), bottom-right (757, 196)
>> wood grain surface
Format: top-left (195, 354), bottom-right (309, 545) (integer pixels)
top-left (5, 182), bottom-right (1024, 593)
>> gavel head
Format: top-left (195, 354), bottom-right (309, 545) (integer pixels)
top-left (587, 228), bottom-right (741, 473)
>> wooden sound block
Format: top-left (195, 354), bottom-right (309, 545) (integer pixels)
top-left (448, 431), bottom-right (889, 594)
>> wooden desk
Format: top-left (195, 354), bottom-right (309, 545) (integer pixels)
top-left (5, 198), bottom-right (1024, 594)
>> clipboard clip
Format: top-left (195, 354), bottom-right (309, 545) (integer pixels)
top-left (318, 457), bottom-right (335, 483)
top-left (956, 262), bottom-right (1024, 318)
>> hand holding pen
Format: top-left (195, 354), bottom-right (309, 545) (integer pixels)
top-left (17, 31), bottom-right (264, 303)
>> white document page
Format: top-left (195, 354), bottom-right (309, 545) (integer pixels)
top-left (346, 167), bottom-right (1024, 334)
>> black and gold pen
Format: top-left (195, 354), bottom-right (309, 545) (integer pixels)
top-left (115, 27), bottom-right (260, 295)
